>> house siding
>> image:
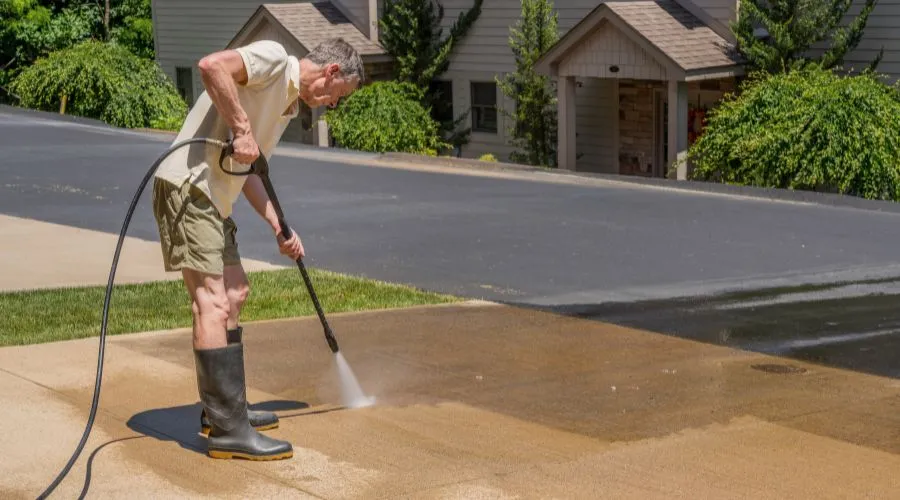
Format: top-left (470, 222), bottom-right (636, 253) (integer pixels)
top-left (153, 0), bottom-right (301, 103)
top-left (841, 0), bottom-right (900, 81)
top-left (690, 0), bottom-right (736, 26)
top-left (335, 0), bottom-right (372, 36)
top-left (438, 0), bottom-right (606, 163)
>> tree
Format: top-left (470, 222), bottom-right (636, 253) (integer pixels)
top-left (379, 0), bottom-right (483, 151)
top-left (11, 40), bottom-right (185, 129)
top-left (325, 82), bottom-right (449, 155)
top-left (110, 0), bottom-right (154, 59)
top-left (732, 0), bottom-right (882, 74)
top-left (688, 67), bottom-right (900, 201)
top-left (496, 0), bottom-right (558, 167)
top-left (1, 0), bottom-right (155, 102)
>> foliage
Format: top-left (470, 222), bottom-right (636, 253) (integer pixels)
top-left (0, 0), bottom-right (154, 102)
top-left (688, 66), bottom-right (900, 201)
top-left (11, 41), bottom-right (186, 129)
top-left (325, 81), bottom-right (449, 155)
top-left (379, 0), bottom-right (483, 150)
top-left (496, 0), bottom-right (558, 167)
top-left (0, 0), bottom-right (99, 81)
top-left (732, 0), bottom-right (881, 74)
top-left (478, 153), bottom-right (498, 162)
top-left (110, 0), bottom-right (154, 59)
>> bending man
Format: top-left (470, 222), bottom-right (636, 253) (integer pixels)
top-left (151, 38), bottom-right (362, 460)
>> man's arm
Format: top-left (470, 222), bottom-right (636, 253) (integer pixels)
top-left (197, 49), bottom-right (258, 165)
top-left (242, 174), bottom-right (304, 259)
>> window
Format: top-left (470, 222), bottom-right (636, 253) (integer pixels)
top-left (429, 80), bottom-right (454, 124)
top-left (470, 81), bottom-right (497, 133)
top-left (175, 67), bottom-right (194, 105)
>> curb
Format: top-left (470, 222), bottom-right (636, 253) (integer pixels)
top-left (0, 104), bottom-right (110, 128)
top-left (379, 150), bottom-right (900, 214)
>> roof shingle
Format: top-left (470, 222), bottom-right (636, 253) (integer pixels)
top-left (263, 2), bottom-right (386, 57)
top-left (607, 0), bottom-right (742, 71)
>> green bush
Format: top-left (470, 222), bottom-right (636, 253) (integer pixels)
top-left (478, 153), bottom-right (498, 162)
top-left (689, 67), bottom-right (900, 201)
top-left (11, 40), bottom-right (186, 129)
top-left (325, 81), bottom-right (448, 154)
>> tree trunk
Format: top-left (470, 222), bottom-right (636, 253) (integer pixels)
top-left (104, 0), bottom-right (110, 39)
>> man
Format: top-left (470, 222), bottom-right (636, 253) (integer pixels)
top-left (151, 38), bottom-right (363, 461)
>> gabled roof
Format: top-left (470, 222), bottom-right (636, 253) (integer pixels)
top-left (536, 0), bottom-right (744, 81)
top-left (230, 2), bottom-right (389, 61)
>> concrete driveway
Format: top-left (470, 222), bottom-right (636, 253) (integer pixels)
top-left (3, 303), bottom-right (900, 499)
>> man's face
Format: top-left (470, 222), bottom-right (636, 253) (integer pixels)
top-left (302, 63), bottom-right (359, 109)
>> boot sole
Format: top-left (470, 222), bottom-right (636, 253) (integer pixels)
top-left (200, 422), bottom-right (279, 436)
top-left (208, 449), bottom-right (293, 460)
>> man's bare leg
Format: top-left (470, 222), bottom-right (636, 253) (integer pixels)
top-left (181, 269), bottom-right (229, 349)
top-left (224, 264), bottom-right (250, 330)
top-left (216, 263), bottom-right (280, 432)
top-left (184, 267), bottom-right (292, 460)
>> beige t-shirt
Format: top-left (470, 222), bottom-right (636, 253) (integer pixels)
top-left (154, 40), bottom-right (300, 218)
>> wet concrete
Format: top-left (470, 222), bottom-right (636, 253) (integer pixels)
top-left (5, 303), bottom-right (900, 497)
top-left (537, 277), bottom-right (900, 380)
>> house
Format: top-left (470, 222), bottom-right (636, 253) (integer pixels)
top-left (151, 0), bottom-right (900, 179)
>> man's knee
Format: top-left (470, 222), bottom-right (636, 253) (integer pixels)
top-left (192, 285), bottom-right (231, 323)
top-left (227, 282), bottom-right (250, 310)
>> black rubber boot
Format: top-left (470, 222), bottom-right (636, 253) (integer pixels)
top-left (199, 327), bottom-right (278, 435)
top-left (194, 343), bottom-right (293, 460)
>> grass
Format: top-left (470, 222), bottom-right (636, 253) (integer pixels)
top-left (0, 268), bottom-right (460, 346)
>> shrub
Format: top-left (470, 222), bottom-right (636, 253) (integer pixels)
top-left (478, 153), bottom-right (498, 162)
top-left (689, 67), bottom-right (900, 201)
top-left (11, 40), bottom-right (186, 129)
top-left (325, 81), bottom-right (448, 154)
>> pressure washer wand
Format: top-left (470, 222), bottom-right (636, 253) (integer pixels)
top-left (281, 223), bottom-right (341, 354)
top-left (220, 144), bottom-right (340, 354)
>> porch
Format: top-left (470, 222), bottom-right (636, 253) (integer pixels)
top-left (536, 0), bottom-right (744, 180)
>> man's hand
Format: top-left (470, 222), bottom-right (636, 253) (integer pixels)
top-left (231, 132), bottom-right (260, 165)
top-left (276, 227), bottom-right (305, 260)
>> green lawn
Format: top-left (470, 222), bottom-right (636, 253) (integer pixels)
top-left (0, 268), bottom-right (460, 346)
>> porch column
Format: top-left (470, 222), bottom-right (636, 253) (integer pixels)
top-left (557, 76), bottom-right (577, 170)
top-left (312, 106), bottom-right (329, 147)
top-left (667, 79), bottom-right (689, 180)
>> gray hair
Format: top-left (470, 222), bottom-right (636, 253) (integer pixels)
top-left (304, 38), bottom-right (365, 83)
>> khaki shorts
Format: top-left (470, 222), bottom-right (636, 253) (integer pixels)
top-left (151, 178), bottom-right (240, 275)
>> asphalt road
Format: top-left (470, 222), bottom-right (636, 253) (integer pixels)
top-left (4, 109), bottom-right (900, 302)
top-left (9, 109), bottom-right (900, 374)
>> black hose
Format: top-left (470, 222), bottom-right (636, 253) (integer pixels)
top-left (37, 137), bottom-right (228, 500)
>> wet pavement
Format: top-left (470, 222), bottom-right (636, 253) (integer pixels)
top-left (4, 303), bottom-right (900, 498)
top-left (536, 278), bottom-right (900, 380)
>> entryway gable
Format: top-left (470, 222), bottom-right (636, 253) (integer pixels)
top-left (558, 20), bottom-right (671, 81)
